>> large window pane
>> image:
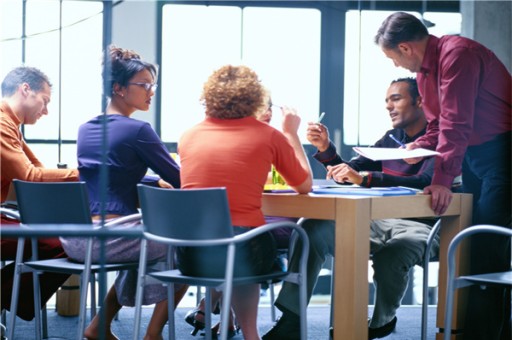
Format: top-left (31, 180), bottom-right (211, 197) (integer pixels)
top-left (0, 0), bottom-right (23, 80)
top-left (1, 0), bottom-right (102, 165)
top-left (343, 10), bottom-right (461, 146)
top-left (161, 4), bottom-right (321, 143)
top-left (161, 5), bottom-right (242, 142)
top-left (243, 7), bottom-right (321, 140)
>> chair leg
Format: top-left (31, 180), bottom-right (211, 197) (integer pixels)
top-left (41, 305), bottom-right (48, 339)
top-left (133, 239), bottom-right (148, 340)
top-left (269, 280), bottom-right (277, 322)
top-left (329, 255), bottom-right (335, 330)
top-left (90, 274), bottom-right (97, 318)
top-left (7, 238), bottom-right (25, 340)
top-left (421, 220), bottom-right (441, 340)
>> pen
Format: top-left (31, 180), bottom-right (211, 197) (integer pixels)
top-left (317, 111), bottom-right (326, 123)
top-left (389, 134), bottom-right (406, 148)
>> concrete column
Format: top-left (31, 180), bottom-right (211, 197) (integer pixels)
top-left (461, 0), bottom-right (511, 72)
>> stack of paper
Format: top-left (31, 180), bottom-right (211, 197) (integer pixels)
top-left (353, 147), bottom-right (440, 161)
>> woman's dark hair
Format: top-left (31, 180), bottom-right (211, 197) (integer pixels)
top-left (375, 12), bottom-right (429, 50)
top-left (103, 45), bottom-right (158, 97)
top-left (391, 77), bottom-right (419, 103)
top-left (1, 66), bottom-right (51, 97)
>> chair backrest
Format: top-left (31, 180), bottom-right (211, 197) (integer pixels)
top-left (137, 184), bottom-right (233, 240)
top-left (13, 179), bottom-right (92, 224)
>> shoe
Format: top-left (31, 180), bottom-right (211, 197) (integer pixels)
top-left (329, 318), bottom-right (372, 339)
top-left (368, 316), bottom-right (397, 339)
top-left (201, 321), bottom-right (240, 339)
top-left (184, 308), bottom-right (206, 336)
top-left (262, 312), bottom-right (300, 340)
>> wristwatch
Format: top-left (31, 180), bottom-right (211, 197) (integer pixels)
top-left (359, 171), bottom-right (371, 187)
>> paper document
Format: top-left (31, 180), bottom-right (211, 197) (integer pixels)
top-left (353, 147), bottom-right (440, 161)
top-left (312, 186), bottom-right (418, 196)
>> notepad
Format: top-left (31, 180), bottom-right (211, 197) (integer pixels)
top-left (312, 186), bottom-right (419, 196)
top-left (353, 147), bottom-right (440, 161)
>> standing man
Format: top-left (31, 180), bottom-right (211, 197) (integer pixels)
top-left (263, 78), bottom-right (440, 340)
top-left (375, 12), bottom-right (511, 340)
top-left (1, 66), bottom-right (79, 321)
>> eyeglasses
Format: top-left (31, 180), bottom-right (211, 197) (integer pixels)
top-left (127, 82), bottom-right (158, 92)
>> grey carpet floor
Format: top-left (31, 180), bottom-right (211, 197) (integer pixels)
top-left (6, 304), bottom-right (437, 339)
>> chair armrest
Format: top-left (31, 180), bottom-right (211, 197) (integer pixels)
top-left (104, 213), bottom-right (142, 227)
top-left (0, 207), bottom-right (20, 220)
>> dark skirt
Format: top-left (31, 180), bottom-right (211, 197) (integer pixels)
top-left (176, 226), bottom-right (277, 278)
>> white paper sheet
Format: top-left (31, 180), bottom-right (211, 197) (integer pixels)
top-left (353, 147), bottom-right (440, 161)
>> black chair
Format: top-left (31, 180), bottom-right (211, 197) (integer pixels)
top-left (443, 225), bottom-right (512, 340)
top-left (133, 185), bottom-right (310, 340)
top-left (8, 180), bottom-right (141, 340)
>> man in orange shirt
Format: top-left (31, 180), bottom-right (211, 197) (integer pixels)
top-left (1, 66), bottom-right (79, 322)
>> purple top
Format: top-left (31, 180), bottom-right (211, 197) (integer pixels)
top-left (314, 127), bottom-right (434, 189)
top-left (415, 35), bottom-right (512, 188)
top-left (77, 114), bottom-right (180, 216)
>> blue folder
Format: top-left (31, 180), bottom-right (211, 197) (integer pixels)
top-left (312, 186), bottom-right (419, 196)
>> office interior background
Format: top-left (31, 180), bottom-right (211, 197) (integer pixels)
top-left (1, 0), bottom-right (510, 179)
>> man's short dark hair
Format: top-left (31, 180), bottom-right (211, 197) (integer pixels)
top-left (375, 12), bottom-right (429, 49)
top-left (391, 77), bottom-right (419, 103)
top-left (1, 66), bottom-right (52, 97)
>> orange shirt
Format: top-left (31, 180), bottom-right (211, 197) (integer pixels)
top-left (179, 116), bottom-right (309, 227)
top-left (0, 101), bottom-right (79, 202)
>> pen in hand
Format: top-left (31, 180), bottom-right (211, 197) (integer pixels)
top-left (317, 111), bottom-right (326, 123)
top-left (389, 134), bottom-right (406, 148)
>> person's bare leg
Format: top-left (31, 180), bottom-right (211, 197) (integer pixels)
top-left (84, 285), bottom-right (122, 340)
top-left (231, 283), bottom-right (260, 340)
top-left (143, 284), bottom-right (189, 340)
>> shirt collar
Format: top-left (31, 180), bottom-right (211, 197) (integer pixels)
top-left (0, 100), bottom-right (22, 127)
top-left (419, 35), bottom-right (440, 76)
top-left (404, 126), bottom-right (428, 143)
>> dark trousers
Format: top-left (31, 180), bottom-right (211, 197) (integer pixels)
top-left (461, 132), bottom-right (511, 340)
top-left (1, 217), bottom-right (70, 321)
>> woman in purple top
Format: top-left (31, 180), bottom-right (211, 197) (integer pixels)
top-left (61, 45), bottom-right (187, 340)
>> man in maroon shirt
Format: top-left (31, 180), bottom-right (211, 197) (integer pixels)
top-left (375, 12), bottom-right (511, 340)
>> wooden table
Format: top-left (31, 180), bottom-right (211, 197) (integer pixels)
top-left (262, 192), bottom-right (472, 340)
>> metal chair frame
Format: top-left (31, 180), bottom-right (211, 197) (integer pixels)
top-left (133, 185), bottom-right (310, 340)
top-left (7, 180), bottom-right (141, 340)
top-left (443, 225), bottom-right (512, 340)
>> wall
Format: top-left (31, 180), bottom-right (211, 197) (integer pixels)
top-left (111, 0), bottom-right (159, 124)
top-left (461, 0), bottom-right (511, 72)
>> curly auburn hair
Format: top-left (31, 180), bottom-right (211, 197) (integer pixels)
top-left (201, 65), bottom-right (266, 119)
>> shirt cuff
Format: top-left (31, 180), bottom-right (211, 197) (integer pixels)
top-left (432, 171), bottom-right (454, 189)
top-left (313, 142), bottom-right (338, 163)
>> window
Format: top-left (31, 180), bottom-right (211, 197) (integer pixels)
top-left (160, 4), bottom-right (321, 144)
top-left (0, 0), bottom-right (103, 168)
top-left (343, 10), bottom-right (461, 146)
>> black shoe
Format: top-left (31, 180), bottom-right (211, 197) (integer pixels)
top-left (184, 308), bottom-right (206, 336)
top-left (368, 316), bottom-right (397, 339)
top-left (201, 321), bottom-right (240, 339)
top-left (262, 312), bottom-right (300, 340)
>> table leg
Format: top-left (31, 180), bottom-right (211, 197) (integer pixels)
top-left (332, 198), bottom-right (371, 340)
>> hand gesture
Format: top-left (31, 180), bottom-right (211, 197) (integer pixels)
top-left (403, 142), bottom-right (424, 164)
top-left (281, 106), bottom-right (301, 135)
top-left (307, 122), bottom-right (330, 152)
top-left (326, 164), bottom-right (362, 185)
